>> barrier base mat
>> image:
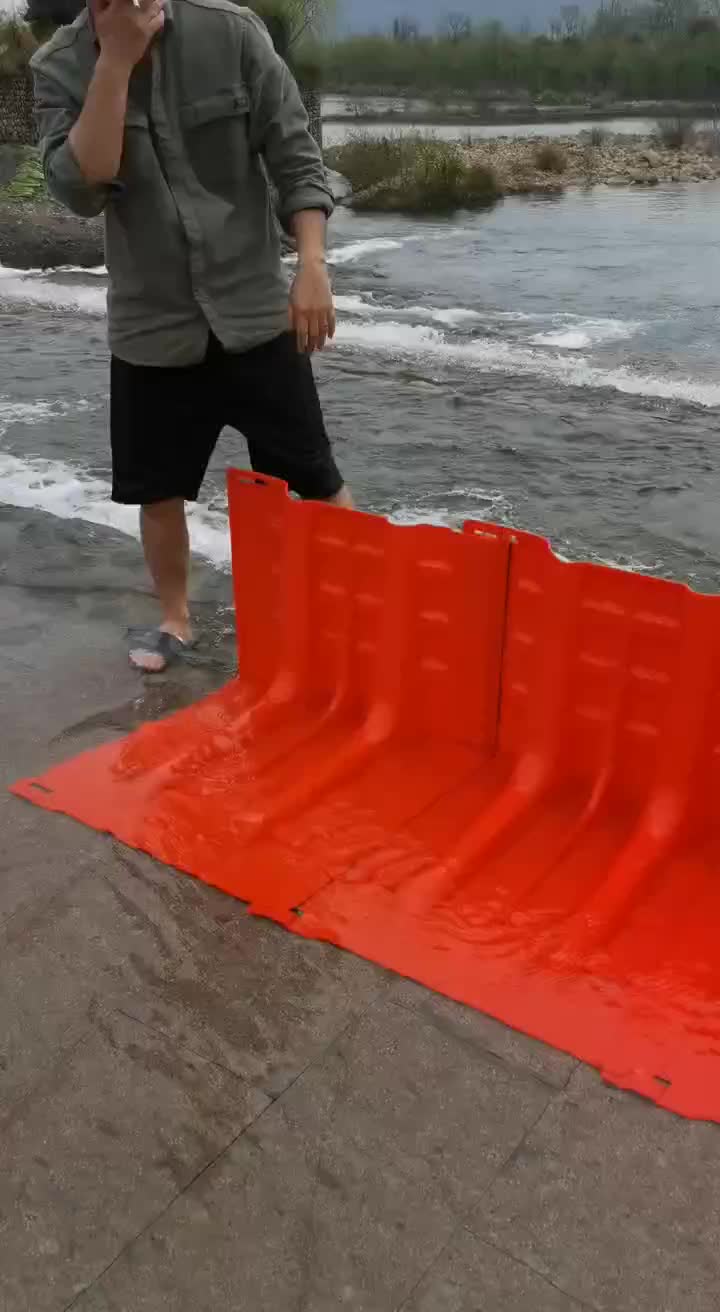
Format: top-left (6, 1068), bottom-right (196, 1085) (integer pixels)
top-left (12, 472), bottom-right (720, 1123)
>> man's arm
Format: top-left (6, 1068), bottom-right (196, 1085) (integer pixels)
top-left (242, 10), bottom-right (334, 226)
top-left (33, 0), bottom-right (163, 217)
top-left (241, 11), bottom-right (335, 353)
top-left (67, 55), bottom-right (131, 187)
top-left (289, 209), bottom-right (335, 354)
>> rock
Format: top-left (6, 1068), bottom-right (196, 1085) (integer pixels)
top-left (326, 168), bottom-right (352, 205)
top-left (606, 176), bottom-right (627, 187)
top-left (0, 200), bottom-right (103, 270)
top-left (628, 169), bottom-right (659, 186)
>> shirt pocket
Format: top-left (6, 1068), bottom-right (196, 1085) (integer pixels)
top-left (178, 85), bottom-right (253, 199)
top-left (179, 86), bottom-right (250, 130)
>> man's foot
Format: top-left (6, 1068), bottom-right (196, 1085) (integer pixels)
top-left (127, 623), bottom-right (194, 674)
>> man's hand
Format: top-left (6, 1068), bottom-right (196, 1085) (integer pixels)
top-left (289, 257), bottom-right (335, 355)
top-left (92, 0), bottom-right (165, 73)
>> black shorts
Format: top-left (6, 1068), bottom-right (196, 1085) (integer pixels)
top-left (110, 331), bottom-right (343, 505)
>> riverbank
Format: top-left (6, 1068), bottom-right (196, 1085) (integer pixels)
top-left (1, 133), bottom-right (719, 264)
top-left (330, 131), bottom-right (720, 214)
top-left (468, 132), bottom-right (720, 192)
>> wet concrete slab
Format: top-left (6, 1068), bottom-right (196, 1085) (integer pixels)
top-left (2, 556), bottom-right (718, 1312)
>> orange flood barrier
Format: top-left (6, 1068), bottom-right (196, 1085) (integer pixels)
top-left (12, 470), bottom-right (720, 1121)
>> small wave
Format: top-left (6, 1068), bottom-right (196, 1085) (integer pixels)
top-left (0, 396), bottom-right (91, 436)
top-left (386, 485), bottom-right (512, 528)
top-left (531, 318), bottom-right (640, 350)
top-left (7, 264), bottom-right (109, 278)
top-left (335, 319), bottom-right (720, 408)
top-left (0, 267), bottom-right (106, 314)
top-left (334, 293), bottom-right (481, 328)
top-left (0, 399), bottom-right (57, 434)
top-left (0, 452), bottom-right (506, 571)
top-left (0, 452), bottom-right (232, 569)
top-left (1, 265), bottom-right (714, 408)
top-left (327, 238), bottom-right (404, 265)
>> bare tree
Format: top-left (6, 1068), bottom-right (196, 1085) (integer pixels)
top-left (440, 11), bottom-right (472, 42)
top-left (251, 0), bottom-right (335, 50)
top-left (649, 0), bottom-right (700, 30)
top-left (392, 16), bottom-right (420, 41)
top-left (560, 4), bottom-right (581, 36)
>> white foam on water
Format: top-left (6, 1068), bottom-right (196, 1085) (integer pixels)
top-left (327, 238), bottom-right (404, 265)
top-left (0, 452), bottom-right (232, 569)
top-left (426, 307), bottom-right (483, 327)
top-left (1, 263), bottom-right (715, 408)
top-left (7, 264), bottom-right (109, 278)
top-left (56, 264), bottom-right (108, 277)
top-left (334, 319), bottom-right (720, 409)
top-left (531, 318), bottom-right (640, 350)
top-left (0, 396), bottom-right (92, 436)
top-left (0, 268), bottom-right (106, 314)
top-left (334, 293), bottom-right (481, 328)
top-left (0, 399), bottom-right (57, 434)
top-left (0, 451), bottom-right (507, 570)
top-left (387, 485), bottom-right (511, 528)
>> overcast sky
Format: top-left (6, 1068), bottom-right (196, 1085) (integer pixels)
top-left (337, 0), bottom-right (595, 32)
top-left (0, 0), bottom-right (593, 31)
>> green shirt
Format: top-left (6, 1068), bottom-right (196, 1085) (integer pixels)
top-left (31, 1), bottom-right (334, 365)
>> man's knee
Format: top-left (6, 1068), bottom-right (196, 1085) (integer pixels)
top-left (141, 497), bottom-right (186, 521)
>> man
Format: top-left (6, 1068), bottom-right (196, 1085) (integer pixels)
top-left (32, 0), bottom-right (351, 672)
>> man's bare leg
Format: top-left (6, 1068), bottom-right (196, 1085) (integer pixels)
top-left (325, 484), bottom-right (354, 509)
top-left (129, 487), bottom-right (352, 672)
top-left (129, 498), bottom-right (192, 672)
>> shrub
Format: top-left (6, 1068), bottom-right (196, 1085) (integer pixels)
top-left (534, 142), bottom-right (568, 174)
top-left (655, 117), bottom-right (696, 150)
top-left (698, 120), bottom-right (720, 157)
top-left (401, 140), bottom-right (466, 212)
top-left (588, 126), bottom-right (606, 148)
top-left (349, 137), bottom-right (500, 214)
top-left (462, 161), bottom-right (499, 206)
top-left (0, 17), bottom-right (37, 77)
top-left (325, 132), bottom-right (420, 193)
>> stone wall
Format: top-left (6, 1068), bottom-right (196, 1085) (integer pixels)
top-left (301, 88), bottom-right (323, 151)
top-left (0, 70), bottom-right (36, 146)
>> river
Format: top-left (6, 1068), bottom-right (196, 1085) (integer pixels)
top-left (2, 181), bottom-right (720, 606)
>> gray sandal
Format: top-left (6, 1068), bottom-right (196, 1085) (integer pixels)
top-left (127, 627), bottom-right (193, 673)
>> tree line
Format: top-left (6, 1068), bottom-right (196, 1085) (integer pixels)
top-left (4, 0), bottom-right (720, 103)
top-left (316, 1), bottom-right (720, 99)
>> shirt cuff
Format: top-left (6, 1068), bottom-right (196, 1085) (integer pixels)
top-left (279, 183), bottom-right (335, 225)
top-left (48, 139), bottom-right (123, 218)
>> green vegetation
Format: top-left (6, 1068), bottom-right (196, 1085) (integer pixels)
top-left (312, 1), bottom-right (720, 102)
top-left (3, 0), bottom-right (720, 107)
top-left (325, 133), bottom-right (420, 191)
top-left (315, 29), bottom-right (720, 101)
top-left (327, 134), bottom-right (500, 213)
top-left (0, 145), bottom-right (46, 200)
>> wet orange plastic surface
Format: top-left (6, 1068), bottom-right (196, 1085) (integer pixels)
top-left (12, 470), bottom-right (720, 1121)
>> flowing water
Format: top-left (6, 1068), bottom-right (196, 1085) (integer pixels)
top-left (2, 182), bottom-right (720, 602)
